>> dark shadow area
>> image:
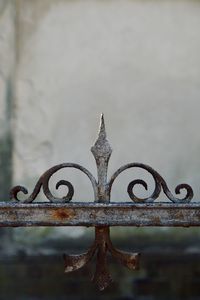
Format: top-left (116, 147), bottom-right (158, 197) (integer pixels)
top-left (0, 227), bottom-right (200, 300)
top-left (0, 252), bottom-right (200, 300)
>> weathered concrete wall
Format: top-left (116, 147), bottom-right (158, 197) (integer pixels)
top-left (0, 0), bottom-right (15, 200)
top-left (14, 0), bottom-right (200, 203)
top-left (1, 0), bottom-right (200, 244)
top-left (0, 0), bottom-right (16, 251)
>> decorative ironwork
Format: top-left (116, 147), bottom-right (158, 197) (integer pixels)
top-left (9, 114), bottom-right (195, 290)
top-left (63, 226), bottom-right (139, 290)
top-left (10, 114), bottom-right (193, 204)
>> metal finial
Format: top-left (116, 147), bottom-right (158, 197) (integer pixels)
top-left (90, 114), bottom-right (112, 202)
top-left (91, 114), bottom-right (112, 161)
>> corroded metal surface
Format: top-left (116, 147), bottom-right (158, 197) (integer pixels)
top-left (7, 114), bottom-right (196, 290)
top-left (91, 115), bottom-right (112, 203)
top-left (0, 202), bottom-right (200, 227)
top-left (64, 227), bottom-right (139, 290)
top-left (10, 163), bottom-right (98, 203)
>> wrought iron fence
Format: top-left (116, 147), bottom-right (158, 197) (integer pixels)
top-left (0, 114), bottom-right (199, 290)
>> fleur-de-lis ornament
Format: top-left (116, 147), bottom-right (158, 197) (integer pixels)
top-left (63, 114), bottom-right (139, 290)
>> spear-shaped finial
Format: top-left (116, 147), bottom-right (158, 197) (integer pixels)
top-left (91, 113), bottom-right (112, 160)
top-left (91, 114), bottom-right (112, 202)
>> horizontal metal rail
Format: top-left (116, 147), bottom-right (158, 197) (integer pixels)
top-left (0, 202), bottom-right (200, 227)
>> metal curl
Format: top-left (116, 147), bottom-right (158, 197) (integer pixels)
top-left (127, 179), bottom-right (150, 203)
top-left (161, 182), bottom-right (193, 203)
top-left (10, 185), bottom-right (28, 201)
top-left (108, 163), bottom-right (162, 203)
top-left (108, 163), bottom-right (193, 203)
top-left (43, 179), bottom-right (74, 203)
top-left (10, 163), bottom-right (98, 203)
top-left (10, 181), bottom-right (43, 203)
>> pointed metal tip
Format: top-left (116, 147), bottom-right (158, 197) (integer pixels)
top-left (99, 113), bottom-right (106, 139)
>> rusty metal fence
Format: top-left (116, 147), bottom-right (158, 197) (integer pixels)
top-left (0, 114), bottom-right (199, 290)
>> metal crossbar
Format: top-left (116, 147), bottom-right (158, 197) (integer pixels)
top-left (0, 114), bottom-right (199, 290)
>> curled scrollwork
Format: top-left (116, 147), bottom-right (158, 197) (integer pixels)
top-left (10, 116), bottom-right (194, 204)
top-left (10, 163), bottom-right (98, 203)
top-left (108, 163), bottom-right (193, 203)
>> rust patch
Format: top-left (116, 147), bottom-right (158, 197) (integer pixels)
top-left (52, 208), bottom-right (75, 220)
top-left (152, 216), bottom-right (161, 224)
top-left (174, 211), bottom-right (184, 219)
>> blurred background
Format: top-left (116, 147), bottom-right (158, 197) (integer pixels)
top-left (0, 0), bottom-right (200, 299)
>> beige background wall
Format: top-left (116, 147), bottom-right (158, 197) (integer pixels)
top-left (1, 0), bottom-right (200, 204)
